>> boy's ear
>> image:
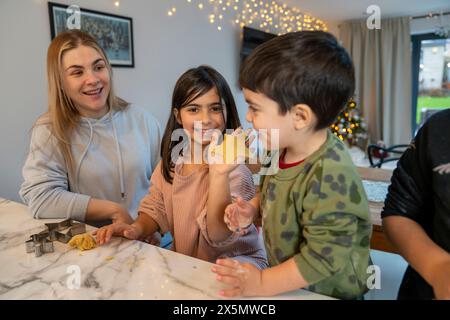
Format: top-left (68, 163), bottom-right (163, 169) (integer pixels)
top-left (291, 104), bottom-right (314, 130)
top-left (173, 108), bottom-right (182, 125)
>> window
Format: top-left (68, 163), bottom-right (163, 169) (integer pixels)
top-left (411, 33), bottom-right (450, 132)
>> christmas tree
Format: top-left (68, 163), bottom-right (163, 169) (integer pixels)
top-left (331, 98), bottom-right (368, 147)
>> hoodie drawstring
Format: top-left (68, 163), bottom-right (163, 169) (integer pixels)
top-left (75, 113), bottom-right (126, 201)
top-left (110, 112), bottom-right (126, 200)
top-left (75, 119), bottom-right (93, 193)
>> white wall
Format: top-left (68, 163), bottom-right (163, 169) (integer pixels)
top-left (0, 0), bottom-right (239, 201)
top-left (411, 16), bottom-right (449, 34)
top-left (0, 0), bottom-right (337, 202)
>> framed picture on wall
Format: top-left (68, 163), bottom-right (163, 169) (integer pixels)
top-left (48, 2), bottom-right (134, 67)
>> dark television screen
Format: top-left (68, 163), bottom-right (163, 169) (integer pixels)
top-left (240, 26), bottom-right (276, 65)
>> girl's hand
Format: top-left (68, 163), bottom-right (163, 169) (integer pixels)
top-left (212, 259), bottom-right (263, 297)
top-left (93, 222), bottom-right (142, 245)
top-left (224, 197), bottom-right (256, 235)
top-left (208, 127), bottom-right (251, 175)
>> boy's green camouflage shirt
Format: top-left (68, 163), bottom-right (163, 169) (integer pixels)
top-left (260, 131), bottom-right (372, 299)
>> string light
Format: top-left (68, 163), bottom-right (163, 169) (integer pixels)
top-left (167, 6), bottom-right (176, 16)
top-left (170, 0), bottom-right (327, 34)
top-left (331, 99), bottom-right (368, 146)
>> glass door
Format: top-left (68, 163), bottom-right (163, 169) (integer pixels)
top-left (412, 33), bottom-right (450, 132)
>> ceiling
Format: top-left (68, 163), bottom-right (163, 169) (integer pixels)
top-left (285, 0), bottom-right (450, 22)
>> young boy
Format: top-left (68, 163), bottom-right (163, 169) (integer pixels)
top-left (212, 31), bottom-right (372, 300)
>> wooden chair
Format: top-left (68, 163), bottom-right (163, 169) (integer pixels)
top-left (367, 144), bottom-right (409, 168)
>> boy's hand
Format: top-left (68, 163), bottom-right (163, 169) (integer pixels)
top-left (224, 197), bottom-right (256, 235)
top-left (429, 258), bottom-right (450, 300)
top-left (93, 222), bottom-right (142, 245)
top-left (212, 259), bottom-right (263, 297)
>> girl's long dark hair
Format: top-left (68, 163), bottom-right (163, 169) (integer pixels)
top-left (161, 65), bottom-right (241, 184)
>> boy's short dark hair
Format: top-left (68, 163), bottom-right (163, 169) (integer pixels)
top-left (240, 31), bottom-right (355, 130)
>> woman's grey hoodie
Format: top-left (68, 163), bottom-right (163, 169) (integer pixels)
top-left (19, 105), bottom-right (161, 221)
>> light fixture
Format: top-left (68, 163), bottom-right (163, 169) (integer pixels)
top-left (114, 1), bottom-right (120, 7)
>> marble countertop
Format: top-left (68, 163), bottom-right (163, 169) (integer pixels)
top-left (0, 198), bottom-right (333, 300)
top-left (362, 180), bottom-right (389, 203)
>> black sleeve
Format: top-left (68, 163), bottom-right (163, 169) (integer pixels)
top-left (381, 123), bottom-right (433, 226)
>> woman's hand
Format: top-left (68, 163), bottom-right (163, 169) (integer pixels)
top-left (93, 222), bottom-right (142, 245)
top-left (110, 204), bottom-right (134, 224)
top-left (85, 199), bottom-right (134, 224)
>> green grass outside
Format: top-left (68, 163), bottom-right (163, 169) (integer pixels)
top-left (416, 96), bottom-right (450, 124)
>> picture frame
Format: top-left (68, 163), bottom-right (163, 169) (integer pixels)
top-left (48, 2), bottom-right (134, 67)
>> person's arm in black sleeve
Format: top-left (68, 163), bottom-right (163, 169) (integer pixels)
top-left (382, 122), bottom-right (450, 300)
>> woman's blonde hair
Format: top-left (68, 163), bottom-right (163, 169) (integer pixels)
top-left (37, 29), bottom-right (128, 178)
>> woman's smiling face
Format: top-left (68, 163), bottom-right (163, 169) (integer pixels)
top-left (61, 45), bottom-right (111, 118)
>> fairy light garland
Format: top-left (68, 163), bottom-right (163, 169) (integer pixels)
top-left (167, 0), bottom-right (328, 34)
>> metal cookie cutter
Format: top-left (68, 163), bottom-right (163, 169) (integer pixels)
top-left (25, 231), bottom-right (54, 257)
top-left (25, 219), bottom-right (86, 257)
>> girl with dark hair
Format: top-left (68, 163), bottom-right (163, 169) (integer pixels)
top-left (95, 65), bottom-right (267, 269)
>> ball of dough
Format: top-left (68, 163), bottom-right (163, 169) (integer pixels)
top-left (68, 233), bottom-right (97, 251)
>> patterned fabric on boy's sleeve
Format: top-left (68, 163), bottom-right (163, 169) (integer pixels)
top-left (293, 165), bottom-right (365, 284)
top-left (294, 210), bottom-right (359, 284)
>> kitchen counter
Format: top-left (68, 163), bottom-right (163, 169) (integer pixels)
top-left (0, 198), bottom-right (333, 300)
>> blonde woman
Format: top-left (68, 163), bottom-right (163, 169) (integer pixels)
top-left (20, 30), bottom-right (161, 227)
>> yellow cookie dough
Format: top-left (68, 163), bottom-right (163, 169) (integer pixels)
top-left (68, 233), bottom-right (97, 251)
top-left (211, 133), bottom-right (250, 164)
